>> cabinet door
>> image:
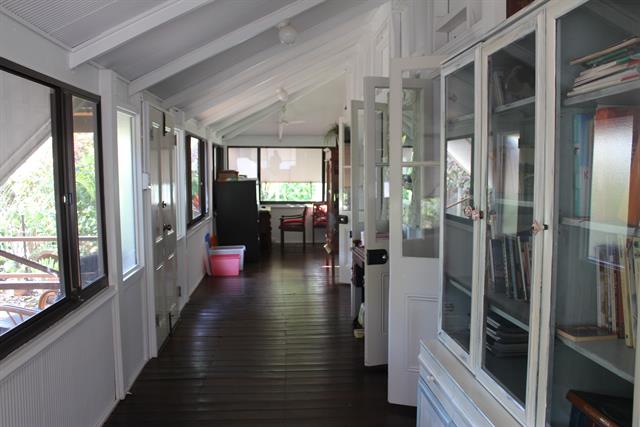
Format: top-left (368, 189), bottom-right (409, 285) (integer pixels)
top-left (539, 1), bottom-right (640, 426)
top-left (476, 16), bottom-right (544, 424)
top-left (439, 49), bottom-right (479, 362)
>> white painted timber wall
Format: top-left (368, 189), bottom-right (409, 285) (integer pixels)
top-left (0, 12), bottom-right (211, 427)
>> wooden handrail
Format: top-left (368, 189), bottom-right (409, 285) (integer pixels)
top-left (0, 249), bottom-right (58, 275)
top-left (0, 236), bottom-right (96, 242)
top-left (0, 282), bottom-right (60, 290)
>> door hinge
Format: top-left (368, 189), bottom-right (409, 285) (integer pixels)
top-left (177, 286), bottom-right (182, 297)
top-left (155, 314), bottom-right (160, 327)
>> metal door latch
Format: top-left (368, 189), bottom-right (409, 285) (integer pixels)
top-left (367, 249), bottom-right (388, 265)
top-left (531, 220), bottom-right (548, 235)
top-left (338, 215), bottom-right (349, 224)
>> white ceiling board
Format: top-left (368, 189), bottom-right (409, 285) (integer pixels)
top-left (68, 0), bottom-right (214, 68)
top-left (155, 0), bottom-right (379, 103)
top-left (128, 0), bottom-right (326, 95)
top-left (0, 0), bottom-right (162, 48)
top-left (95, 0), bottom-right (296, 81)
top-left (242, 75), bottom-right (346, 137)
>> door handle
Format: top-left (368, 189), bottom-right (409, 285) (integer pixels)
top-left (163, 223), bottom-right (173, 232)
top-left (338, 215), bottom-right (349, 224)
top-left (161, 201), bottom-right (167, 208)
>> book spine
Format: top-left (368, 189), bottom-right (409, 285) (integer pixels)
top-left (502, 237), bottom-right (511, 298)
top-left (632, 238), bottom-right (640, 348)
top-left (619, 236), bottom-right (633, 347)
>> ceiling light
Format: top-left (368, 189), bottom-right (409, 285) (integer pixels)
top-left (277, 21), bottom-right (297, 45)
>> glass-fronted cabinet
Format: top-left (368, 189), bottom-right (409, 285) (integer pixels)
top-left (543, 0), bottom-right (640, 425)
top-left (422, 2), bottom-right (640, 427)
top-left (480, 27), bottom-right (538, 414)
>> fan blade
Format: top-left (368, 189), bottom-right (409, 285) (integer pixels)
top-left (278, 122), bottom-right (284, 141)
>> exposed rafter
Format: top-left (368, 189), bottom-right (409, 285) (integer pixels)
top-left (161, 0), bottom-right (383, 110)
top-left (128, 0), bottom-right (326, 95)
top-left (220, 71), bottom-right (346, 140)
top-left (68, 0), bottom-right (215, 68)
top-left (199, 48), bottom-right (354, 128)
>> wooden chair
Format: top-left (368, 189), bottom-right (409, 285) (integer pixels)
top-left (279, 206), bottom-right (308, 252)
top-left (311, 202), bottom-right (328, 245)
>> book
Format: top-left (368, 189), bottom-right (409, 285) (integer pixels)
top-left (574, 58), bottom-right (640, 86)
top-left (570, 36), bottom-right (640, 65)
top-left (567, 67), bottom-right (640, 96)
top-left (573, 113), bottom-right (594, 217)
top-left (577, 53), bottom-right (640, 78)
top-left (556, 326), bottom-right (617, 343)
top-left (589, 107), bottom-right (640, 228)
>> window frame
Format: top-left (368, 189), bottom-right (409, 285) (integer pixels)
top-left (116, 107), bottom-right (144, 280)
top-left (185, 132), bottom-right (207, 228)
top-left (226, 146), bottom-right (326, 205)
top-left (0, 57), bottom-right (108, 360)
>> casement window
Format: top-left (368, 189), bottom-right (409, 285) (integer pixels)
top-left (186, 133), bottom-right (207, 227)
top-left (226, 147), bottom-right (325, 203)
top-left (116, 109), bottom-right (141, 277)
top-left (0, 59), bottom-right (107, 358)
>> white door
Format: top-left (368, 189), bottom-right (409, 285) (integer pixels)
top-left (363, 77), bottom-right (391, 367)
top-left (338, 117), bottom-right (352, 284)
top-left (349, 100), bottom-right (364, 319)
top-left (387, 56), bottom-right (445, 405)
top-left (149, 106), bottom-right (178, 349)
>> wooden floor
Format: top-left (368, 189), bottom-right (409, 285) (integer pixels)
top-left (105, 245), bottom-right (416, 427)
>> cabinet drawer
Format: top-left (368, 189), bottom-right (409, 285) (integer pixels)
top-left (418, 377), bottom-right (455, 427)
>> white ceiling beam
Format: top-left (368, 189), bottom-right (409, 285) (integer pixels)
top-left (220, 72), bottom-right (345, 140)
top-left (183, 36), bottom-right (356, 120)
top-left (68, 0), bottom-right (214, 68)
top-left (128, 0), bottom-right (326, 95)
top-left (161, 0), bottom-right (383, 109)
top-left (201, 53), bottom-right (350, 128)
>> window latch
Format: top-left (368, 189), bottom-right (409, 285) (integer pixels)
top-left (63, 193), bottom-right (74, 206)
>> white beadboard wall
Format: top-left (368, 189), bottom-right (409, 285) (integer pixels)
top-left (186, 218), bottom-right (212, 298)
top-left (118, 278), bottom-right (147, 390)
top-left (0, 300), bottom-right (117, 427)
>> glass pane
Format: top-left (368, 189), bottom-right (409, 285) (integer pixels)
top-left (481, 32), bottom-right (536, 406)
top-left (190, 136), bottom-right (201, 219)
top-left (373, 88), bottom-right (390, 237)
top-left (260, 148), bottom-right (323, 202)
top-left (548, 2), bottom-right (639, 425)
top-left (401, 74), bottom-right (441, 258)
top-left (117, 111), bottom-right (137, 275)
top-left (342, 137), bottom-right (351, 211)
top-left (442, 62), bottom-right (475, 352)
top-left (0, 70), bottom-right (65, 335)
top-left (355, 109), bottom-right (365, 241)
top-left (227, 147), bottom-right (258, 179)
top-left (72, 96), bottom-right (103, 288)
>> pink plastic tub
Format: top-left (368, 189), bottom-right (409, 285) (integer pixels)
top-left (210, 254), bottom-right (241, 276)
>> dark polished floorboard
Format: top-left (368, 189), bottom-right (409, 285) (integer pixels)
top-left (105, 245), bottom-right (416, 427)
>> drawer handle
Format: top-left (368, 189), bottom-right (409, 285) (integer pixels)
top-left (427, 374), bottom-right (435, 383)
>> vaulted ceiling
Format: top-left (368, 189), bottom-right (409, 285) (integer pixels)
top-left (0, 0), bottom-right (385, 139)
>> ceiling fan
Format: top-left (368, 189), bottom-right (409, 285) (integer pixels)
top-left (277, 104), bottom-right (305, 141)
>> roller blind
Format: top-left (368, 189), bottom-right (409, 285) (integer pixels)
top-left (260, 148), bottom-right (322, 183)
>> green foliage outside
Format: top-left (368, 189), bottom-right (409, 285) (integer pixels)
top-left (261, 182), bottom-right (323, 202)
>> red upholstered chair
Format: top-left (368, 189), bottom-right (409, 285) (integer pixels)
top-left (279, 206), bottom-right (309, 252)
top-left (311, 202), bottom-right (328, 245)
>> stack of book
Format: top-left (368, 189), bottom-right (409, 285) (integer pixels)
top-left (488, 234), bottom-right (532, 302)
top-left (567, 36), bottom-right (640, 98)
top-left (486, 313), bottom-right (528, 358)
top-left (591, 237), bottom-right (640, 348)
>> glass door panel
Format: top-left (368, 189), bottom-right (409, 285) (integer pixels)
top-left (547, 1), bottom-right (639, 425)
top-left (401, 77), bottom-right (440, 258)
top-left (374, 88), bottom-right (390, 238)
top-left (481, 31), bottom-right (536, 407)
top-left (442, 61), bottom-right (475, 353)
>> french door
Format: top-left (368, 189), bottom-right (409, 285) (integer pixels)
top-left (387, 56), bottom-right (444, 405)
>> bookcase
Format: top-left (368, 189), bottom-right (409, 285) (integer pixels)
top-left (418, 1), bottom-right (640, 426)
